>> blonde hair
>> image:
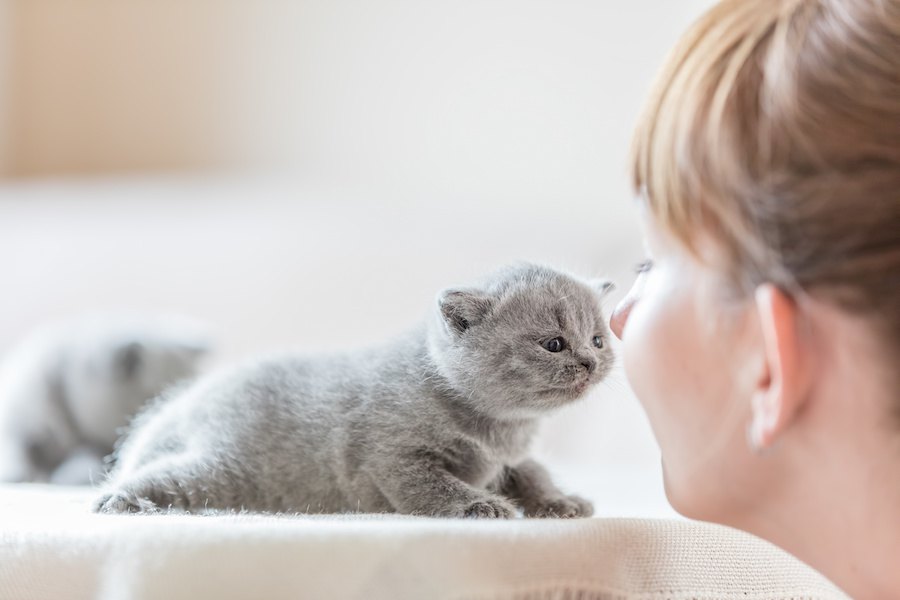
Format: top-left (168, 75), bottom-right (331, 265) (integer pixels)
top-left (630, 0), bottom-right (900, 353)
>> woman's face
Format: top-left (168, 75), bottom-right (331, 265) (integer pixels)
top-left (611, 212), bottom-right (764, 522)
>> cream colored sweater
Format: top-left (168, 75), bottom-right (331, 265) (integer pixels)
top-left (0, 484), bottom-right (847, 600)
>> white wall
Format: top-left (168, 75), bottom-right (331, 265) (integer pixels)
top-left (2, 0), bottom-right (715, 192)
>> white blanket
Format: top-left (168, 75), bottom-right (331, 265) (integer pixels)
top-left (0, 484), bottom-right (846, 600)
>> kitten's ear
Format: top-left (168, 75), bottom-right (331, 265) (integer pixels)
top-left (437, 288), bottom-right (494, 334)
top-left (588, 278), bottom-right (615, 299)
top-left (114, 341), bottom-right (143, 379)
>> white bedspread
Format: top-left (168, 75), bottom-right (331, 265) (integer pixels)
top-left (0, 484), bottom-right (846, 600)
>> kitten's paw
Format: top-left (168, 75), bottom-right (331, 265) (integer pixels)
top-left (529, 494), bottom-right (593, 518)
top-left (92, 490), bottom-right (160, 514)
top-left (458, 497), bottom-right (516, 519)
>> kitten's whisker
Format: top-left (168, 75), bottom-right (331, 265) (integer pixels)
top-left (600, 379), bottom-right (630, 394)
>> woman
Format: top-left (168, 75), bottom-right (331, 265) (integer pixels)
top-left (610, 0), bottom-right (899, 597)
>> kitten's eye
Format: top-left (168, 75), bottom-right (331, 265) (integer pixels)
top-left (592, 335), bottom-right (604, 349)
top-left (634, 259), bottom-right (654, 275)
top-left (542, 337), bottom-right (566, 353)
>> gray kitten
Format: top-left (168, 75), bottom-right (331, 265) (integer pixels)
top-left (94, 264), bottom-right (614, 518)
top-left (0, 315), bottom-right (209, 485)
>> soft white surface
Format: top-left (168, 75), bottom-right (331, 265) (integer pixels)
top-left (0, 484), bottom-right (846, 600)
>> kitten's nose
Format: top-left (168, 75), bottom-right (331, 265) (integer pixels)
top-left (579, 357), bottom-right (597, 374)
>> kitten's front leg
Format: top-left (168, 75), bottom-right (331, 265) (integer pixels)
top-left (374, 449), bottom-right (516, 518)
top-left (494, 458), bottom-right (593, 518)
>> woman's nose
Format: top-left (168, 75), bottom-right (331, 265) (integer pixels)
top-left (609, 294), bottom-right (636, 341)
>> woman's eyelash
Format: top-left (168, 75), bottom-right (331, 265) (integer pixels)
top-left (634, 259), bottom-right (654, 274)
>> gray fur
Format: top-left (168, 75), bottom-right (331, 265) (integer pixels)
top-left (94, 264), bottom-right (614, 518)
top-left (0, 315), bottom-right (210, 485)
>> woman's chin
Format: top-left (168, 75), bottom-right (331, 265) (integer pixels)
top-left (660, 462), bottom-right (697, 518)
top-left (660, 459), bottom-right (735, 524)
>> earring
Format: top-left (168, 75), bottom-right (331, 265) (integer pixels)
top-left (746, 420), bottom-right (778, 455)
top-left (746, 421), bottom-right (762, 454)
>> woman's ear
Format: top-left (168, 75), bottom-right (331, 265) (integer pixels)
top-left (748, 284), bottom-right (813, 451)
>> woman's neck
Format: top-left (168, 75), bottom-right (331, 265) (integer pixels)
top-left (738, 372), bottom-right (900, 599)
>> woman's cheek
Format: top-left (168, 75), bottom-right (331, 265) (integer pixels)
top-left (622, 266), bottom-right (714, 476)
top-left (622, 264), bottom-right (753, 520)
top-left (622, 274), bottom-right (690, 453)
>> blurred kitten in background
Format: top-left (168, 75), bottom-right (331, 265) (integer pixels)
top-left (0, 315), bottom-right (210, 485)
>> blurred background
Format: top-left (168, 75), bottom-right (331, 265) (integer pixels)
top-left (0, 0), bottom-right (716, 515)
